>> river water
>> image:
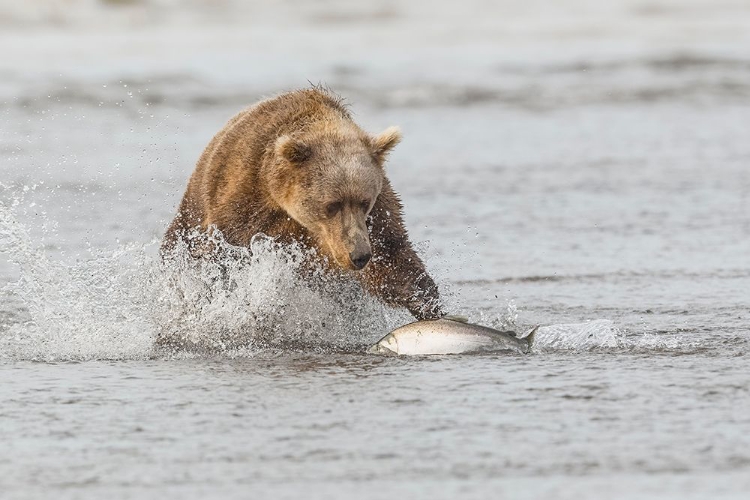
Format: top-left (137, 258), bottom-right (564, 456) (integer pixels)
top-left (1, 1), bottom-right (749, 498)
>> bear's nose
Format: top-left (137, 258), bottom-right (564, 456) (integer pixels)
top-left (350, 251), bottom-right (372, 270)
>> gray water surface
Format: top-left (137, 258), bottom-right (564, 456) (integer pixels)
top-left (1, 1), bottom-right (749, 498)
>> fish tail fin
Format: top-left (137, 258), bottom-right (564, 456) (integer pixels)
top-left (523, 325), bottom-right (540, 351)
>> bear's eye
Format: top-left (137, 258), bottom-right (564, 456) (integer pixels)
top-left (360, 200), bottom-right (371, 212)
top-left (325, 202), bottom-right (343, 218)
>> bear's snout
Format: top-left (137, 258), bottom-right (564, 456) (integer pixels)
top-left (349, 250), bottom-right (372, 270)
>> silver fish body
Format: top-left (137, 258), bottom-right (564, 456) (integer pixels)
top-left (367, 319), bottom-right (536, 356)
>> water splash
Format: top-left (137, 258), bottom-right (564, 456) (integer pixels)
top-left (1, 202), bottom-right (155, 360)
top-left (532, 320), bottom-right (623, 350)
top-left (0, 199), bottom-right (696, 361)
top-left (521, 317), bottom-right (702, 352)
top-left (0, 203), bottom-right (403, 361)
top-left (475, 301), bottom-right (624, 351)
top-left (153, 232), bottom-right (403, 355)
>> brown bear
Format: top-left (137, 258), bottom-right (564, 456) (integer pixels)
top-left (162, 87), bottom-right (443, 320)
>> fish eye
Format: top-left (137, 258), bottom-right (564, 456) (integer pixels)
top-left (325, 201), bottom-right (342, 218)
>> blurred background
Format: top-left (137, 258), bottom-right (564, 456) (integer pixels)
top-left (1, 0), bottom-right (749, 326)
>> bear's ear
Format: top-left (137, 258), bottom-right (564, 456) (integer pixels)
top-left (275, 135), bottom-right (312, 165)
top-left (370, 126), bottom-right (402, 164)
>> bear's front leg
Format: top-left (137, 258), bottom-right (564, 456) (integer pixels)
top-left (359, 181), bottom-right (445, 320)
top-left (403, 265), bottom-right (444, 320)
top-left (360, 236), bottom-right (444, 321)
top-left (358, 182), bottom-right (445, 320)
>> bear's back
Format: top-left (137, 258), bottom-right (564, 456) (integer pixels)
top-left (196, 88), bottom-right (353, 198)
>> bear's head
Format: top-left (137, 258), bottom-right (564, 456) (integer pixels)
top-left (267, 125), bottom-right (401, 271)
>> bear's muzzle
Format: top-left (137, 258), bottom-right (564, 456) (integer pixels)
top-left (349, 250), bottom-right (372, 270)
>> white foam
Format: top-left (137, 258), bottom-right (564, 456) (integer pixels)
top-left (0, 201), bottom-right (697, 361)
top-left (532, 320), bottom-right (624, 351)
top-left (0, 204), bottom-right (403, 361)
top-left (153, 233), bottom-right (402, 355)
top-left (1, 202), bottom-right (155, 360)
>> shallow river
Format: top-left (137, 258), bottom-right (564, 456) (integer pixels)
top-left (1, 1), bottom-right (749, 498)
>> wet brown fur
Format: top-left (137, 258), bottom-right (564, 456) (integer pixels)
top-left (162, 88), bottom-right (442, 320)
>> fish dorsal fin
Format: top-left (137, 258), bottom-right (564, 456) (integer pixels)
top-left (442, 315), bottom-right (469, 323)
